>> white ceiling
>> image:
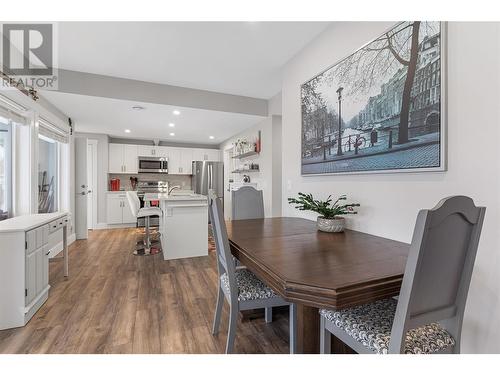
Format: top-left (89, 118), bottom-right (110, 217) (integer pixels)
top-left (58, 22), bottom-right (331, 98)
top-left (42, 91), bottom-right (265, 145)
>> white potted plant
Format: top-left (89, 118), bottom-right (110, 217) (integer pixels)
top-left (288, 193), bottom-right (360, 232)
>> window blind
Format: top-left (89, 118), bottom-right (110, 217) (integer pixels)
top-left (38, 117), bottom-right (69, 144)
top-left (0, 94), bottom-right (29, 125)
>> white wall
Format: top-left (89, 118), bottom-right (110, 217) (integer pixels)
top-left (220, 115), bottom-right (282, 218)
top-left (268, 92), bottom-right (282, 116)
top-left (281, 22), bottom-right (500, 353)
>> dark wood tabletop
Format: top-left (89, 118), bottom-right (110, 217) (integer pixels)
top-left (227, 217), bottom-right (410, 309)
top-left (226, 217), bottom-right (410, 353)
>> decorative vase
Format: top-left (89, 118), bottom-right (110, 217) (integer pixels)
top-left (317, 216), bottom-right (345, 233)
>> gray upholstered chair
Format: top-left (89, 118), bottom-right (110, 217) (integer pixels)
top-left (209, 191), bottom-right (297, 354)
top-left (126, 191), bottom-right (162, 256)
top-left (319, 196), bottom-right (486, 354)
top-left (231, 186), bottom-right (264, 220)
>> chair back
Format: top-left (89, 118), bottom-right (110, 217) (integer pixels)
top-left (208, 190), bottom-right (238, 302)
top-left (126, 191), bottom-right (141, 218)
top-left (389, 196), bottom-right (486, 353)
top-left (231, 186), bottom-right (264, 220)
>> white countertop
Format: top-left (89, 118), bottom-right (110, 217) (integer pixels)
top-left (0, 212), bottom-right (68, 233)
top-left (143, 193), bottom-right (207, 202)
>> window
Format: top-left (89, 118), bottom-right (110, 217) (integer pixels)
top-left (38, 135), bottom-right (59, 213)
top-left (0, 120), bottom-right (12, 221)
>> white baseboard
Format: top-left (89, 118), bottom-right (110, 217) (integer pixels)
top-left (95, 222), bottom-right (109, 230)
top-left (94, 223), bottom-right (136, 230)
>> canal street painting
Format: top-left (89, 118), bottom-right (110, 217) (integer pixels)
top-left (301, 21), bottom-right (445, 175)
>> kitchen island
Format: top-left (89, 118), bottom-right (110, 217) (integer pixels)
top-left (144, 193), bottom-right (208, 260)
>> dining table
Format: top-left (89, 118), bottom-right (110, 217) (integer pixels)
top-left (226, 217), bottom-right (410, 354)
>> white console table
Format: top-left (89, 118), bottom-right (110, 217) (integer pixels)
top-left (0, 212), bottom-right (69, 330)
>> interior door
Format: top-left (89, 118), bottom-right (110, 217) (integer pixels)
top-left (87, 140), bottom-right (97, 230)
top-left (75, 138), bottom-right (89, 239)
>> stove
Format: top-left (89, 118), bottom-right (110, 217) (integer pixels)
top-left (137, 180), bottom-right (169, 193)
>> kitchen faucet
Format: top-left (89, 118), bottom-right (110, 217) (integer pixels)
top-left (168, 185), bottom-right (181, 195)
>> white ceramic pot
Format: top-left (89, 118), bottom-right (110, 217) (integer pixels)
top-left (317, 216), bottom-right (345, 233)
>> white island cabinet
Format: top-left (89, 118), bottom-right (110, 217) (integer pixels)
top-left (0, 212), bottom-right (69, 330)
top-left (144, 193), bottom-right (208, 260)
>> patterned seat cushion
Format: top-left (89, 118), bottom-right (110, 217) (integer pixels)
top-left (320, 298), bottom-right (455, 354)
top-left (220, 268), bottom-right (278, 302)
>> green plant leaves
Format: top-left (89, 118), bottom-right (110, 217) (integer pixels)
top-left (287, 193), bottom-right (360, 219)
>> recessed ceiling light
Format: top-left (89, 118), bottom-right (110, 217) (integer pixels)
top-left (169, 132), bottom-right (175, 136)
top-left (124, 129), bottom-right (131, 133)
top-left (209, 136), bottom-right (215, 139)
top-left (169, 123), bottom-right (175, 127)
top-left (173, 110), bottom-right (181, 115)
top-left (132, 105), bottom-right (145, 111)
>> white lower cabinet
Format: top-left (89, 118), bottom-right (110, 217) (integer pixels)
top-left (24, 226), bottom-right (50, 308)
top-left (107, 193), bottom-right (136, 225)
top-left (122, 199), bottom-right (136, 224)
top-left (0, 213), bottom-right (68, 330)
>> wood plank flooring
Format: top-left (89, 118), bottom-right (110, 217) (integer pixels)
top-left (0, 228), bottom-right (291, 354)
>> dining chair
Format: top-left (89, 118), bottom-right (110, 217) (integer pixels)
top-left (319, 196), bottom-right (486, 354)
top-left (231, 186), bottom-right (264, 220)
top-left (126, 191), bottom-right (162, 256)
top-left (209, 191), bottom-right (297, 354)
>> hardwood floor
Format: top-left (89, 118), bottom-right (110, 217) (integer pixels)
top-left (0, 228), bottom-right (291, 354)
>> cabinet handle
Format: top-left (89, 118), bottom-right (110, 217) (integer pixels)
top-left (124, 165), bottom-right (126, 172)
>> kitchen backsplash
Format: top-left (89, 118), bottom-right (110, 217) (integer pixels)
top-left (108, 173), bottom-right (192, 191)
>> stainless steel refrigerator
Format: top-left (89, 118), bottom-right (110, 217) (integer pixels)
top-left (191, 161), bottom-right (224, 201)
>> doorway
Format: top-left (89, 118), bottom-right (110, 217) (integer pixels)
top-left (87, 139), bottom-right (98, 230)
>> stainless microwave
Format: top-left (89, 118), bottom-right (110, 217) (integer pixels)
top-left (138, 156), bottom-right (168, 173)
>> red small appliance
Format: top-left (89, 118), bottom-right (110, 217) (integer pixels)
top-left (110, 178), bottom-right (120, 191)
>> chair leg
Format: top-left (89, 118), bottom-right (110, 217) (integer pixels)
top-left (226, 305), bottom-right (238, 354)
top-left (145, 216), bottom-right (151, 250)
top-left (212, 285), bottom-right (224, 335)
top-left (289, 303), bottom-right (297, 354)
top-left (265, 307), bottom-right (273, 323)
top-left (320, 315), bottom-right (331, 354)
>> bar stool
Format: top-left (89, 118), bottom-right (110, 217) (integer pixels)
top-left (126, 191), bottom-right (162, 256)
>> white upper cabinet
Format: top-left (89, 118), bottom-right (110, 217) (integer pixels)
top-left (192, 148), bottom-right (220, 162)
top-left (108, 144), bottom-right (124, 173)
top-left (167, 148), bottom-right (181, 174)
top-left (109, 143), bottom-right (217, 175)
top-left (157, 146), bottom-right (170, 158)
top-left (108, 144), bottom-right (138, 174)
top-left (137, 145), bottom-right (157, 157)
top-left (122, 145), bottom-right (138, 174)
top-left (138, 145), bottom-right (169, 158)
top-left (180, 148), bottom-right (193, 175)
top-left (168, 148), bottom-right (193, 175)
top-left (207, 149), bottom-right (220, 162)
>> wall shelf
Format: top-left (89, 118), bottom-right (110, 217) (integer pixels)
top-left (232, 150), bottom-right (259, 159)
top-left (231, 169), bottom-right (260, 174)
